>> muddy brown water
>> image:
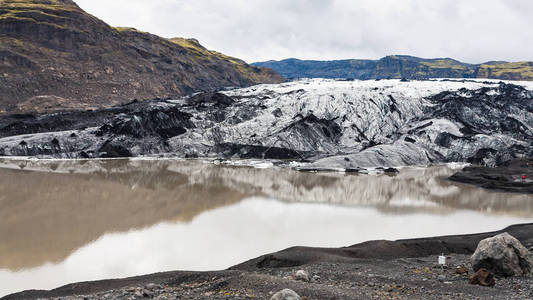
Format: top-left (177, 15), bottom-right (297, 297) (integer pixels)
top-left (0, 158), bottom-right (532, 297)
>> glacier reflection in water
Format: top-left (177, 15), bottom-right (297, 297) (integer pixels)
top-left (0, 158), bottom-right (532, 296)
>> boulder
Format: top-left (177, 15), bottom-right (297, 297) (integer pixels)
top-left (270, 289), bottom-right (301, 300)
top-left (469, 268), bottom-right (495, 287)
top-left (471, 232), bottom-right (533, 277)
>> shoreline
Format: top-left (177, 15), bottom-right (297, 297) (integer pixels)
top-left (5, 223), bottom-right (533, 299)
top-left (1, 155), bottom-right (531, 194)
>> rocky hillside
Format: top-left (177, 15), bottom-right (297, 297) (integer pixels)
top-left (0, 78), bottom-right (531, 170)
top-left (253, 56), bottom-right (533, 81)
top-left (0, 0), bottom-right (283, 113)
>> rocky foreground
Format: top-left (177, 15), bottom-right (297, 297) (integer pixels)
top-left (5, 224), bottom-right (533, 300)
top-left (0, 79), bottom-right (532, 172)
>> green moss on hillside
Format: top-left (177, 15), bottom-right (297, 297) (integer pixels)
top-left (421, 59), bottom-right (469, 71)
top-left (477, 62), bottom-right (533, 80)
top-left (0, 1), bottom-right (80, 18)
top-left (169, 37), bottom-right (208, 54)
top-left (114, 27), bottom-right (147, 34)
top-left (168, 37), bottom-right (269, 81)
top-left (0, 0), bottom-right (79, 11)
top-left (0, 0), bottom-right (87, 32)
top-left (169, 38), bottom-right (244, 64)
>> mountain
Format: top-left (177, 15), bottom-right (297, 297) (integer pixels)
top-left (253, 56), bottom-right (533, 81)
top-left (0, 0), bottom-right (283, 113)
top-left (0, 78), bottom-right (531, 170)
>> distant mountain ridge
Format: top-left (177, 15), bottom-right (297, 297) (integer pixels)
top-left (253, 56), bottom-right (533, 81)
top-left (0, 0), bottom-right (283, 113)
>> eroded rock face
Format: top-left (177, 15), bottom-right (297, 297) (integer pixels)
top-left (471, 233), bottom-right (533, 277)
top-left (0, 79), bottom-right (531, 168)
top-left (0, 0), bottom-right (283, 113)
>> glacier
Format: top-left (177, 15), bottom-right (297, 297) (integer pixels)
top-left (0, 78), bottom-right (531, 169)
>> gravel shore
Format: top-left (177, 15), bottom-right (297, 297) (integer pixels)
top-left (5, 224), bottom-right (533, 300)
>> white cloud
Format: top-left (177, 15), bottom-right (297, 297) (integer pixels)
top-left (75, 0), bottom-right (533, 63)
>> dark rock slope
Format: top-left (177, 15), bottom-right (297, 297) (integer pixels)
top-left (449, 159), bottom-right (533, 193)
top-left (0, 78), bottom-right (531, 171)
top-left (253, 56), bottom-right (533, 81)
top-left (0, 0), bottom-right (283, 113)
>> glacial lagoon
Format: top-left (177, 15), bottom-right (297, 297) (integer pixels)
top-left (1, 158), bottom-right (532, 296)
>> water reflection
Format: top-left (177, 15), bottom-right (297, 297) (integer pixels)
top-left (0, 158), bottom-right (532, 296)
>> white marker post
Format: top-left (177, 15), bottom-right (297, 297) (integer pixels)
top-left (438, 253), bottom-right (446, 271)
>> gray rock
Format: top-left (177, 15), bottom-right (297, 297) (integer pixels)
top-left (270, 289), bottom-right (301, 300)
top-left (145, 283), bottom-right (157, 289)
top-left (471, 232), bottom-right (533, 277)
top-left (294, 270), bottom-right (310, 282)
top-left (142, 288), bottom-right (154, 297)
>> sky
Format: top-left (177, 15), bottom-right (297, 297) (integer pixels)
top-left (75, 0), bottom-right (533, 64)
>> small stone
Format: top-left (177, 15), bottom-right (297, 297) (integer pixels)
top-left (455, 265), bottom-right (469, 275)
top-left (437, 275), bottom-right (446, 282)
top-left (294, 270), bottom-right (310, 282)
top-left (142, 289), bottom-right (154, 297)
top-left (469, 268), bottom-right (496, 287)
top-left (311, 275), bottom-right (321, 282)
top-left (270, 289), bottom-right (301, 300)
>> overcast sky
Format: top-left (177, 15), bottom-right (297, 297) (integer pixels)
top-left (75, 0), bottom-right (533, 64)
